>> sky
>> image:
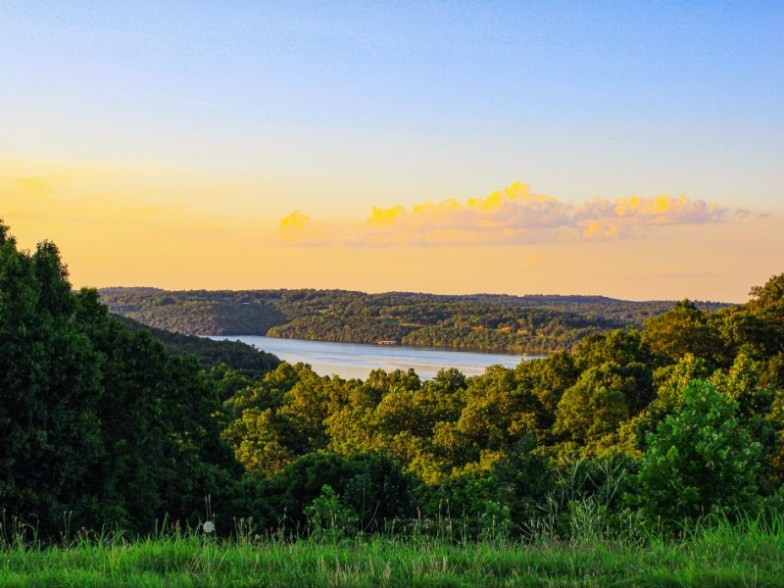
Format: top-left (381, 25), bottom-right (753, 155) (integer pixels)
top-left (1, 1), bottom-right (783, 302)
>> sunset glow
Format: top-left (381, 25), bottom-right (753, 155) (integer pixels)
top-left (1, 3), bottom-right (782, 302)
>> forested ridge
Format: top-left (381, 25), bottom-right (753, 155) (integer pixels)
top-left (100, 287), bottom-right (728, 354)
top-left (114, 315), bottom-right (280, 379)
top-left (2, 220), bottom-right (784, 546)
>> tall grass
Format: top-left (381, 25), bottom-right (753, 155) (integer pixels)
top-left (2, 511), bottom-right (784, 587)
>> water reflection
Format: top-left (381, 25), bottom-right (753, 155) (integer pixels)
top-left (208, 335), bottom-right (541, 380)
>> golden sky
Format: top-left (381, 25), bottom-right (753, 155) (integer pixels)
top-left (2, 5), bottom-right (782, 303)
top-left (3, 159), bottom-right (780, 303)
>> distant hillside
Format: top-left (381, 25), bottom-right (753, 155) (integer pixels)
top-left (103, 288), bottom-right (288, 335)
top-left (114, 314), bottom-right (280, 379)
top-left (100, 288), bottom-right (732, 355)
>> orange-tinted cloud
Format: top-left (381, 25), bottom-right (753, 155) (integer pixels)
top-left (575, 194), bottom-right (728, 239)
top-left (275, 211), bottom-right (337, 246)
top-left (276, 182), bottom-right (732, 247)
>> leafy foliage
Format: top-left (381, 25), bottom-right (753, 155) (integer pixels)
top-left (100, 287), bottom-right (728, 354)
top-left (115, 315), bottom-right (280, 379)
top-left (635, 380), bottom-right (762, 523)
top-left (0, 223), bottom-right (242, 535)
top-left (2, 219), bottom-right (783, 544)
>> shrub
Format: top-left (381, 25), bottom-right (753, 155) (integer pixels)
top-left (634, 380), bottom-right (762, 525)
top-left (304, 485), bottom-right (359, 539)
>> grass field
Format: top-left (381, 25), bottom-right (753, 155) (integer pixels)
top-left (2, 516), bottom-right (784, 587)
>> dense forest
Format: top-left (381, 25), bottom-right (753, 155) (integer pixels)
top-left (2, 219), bottom-right (784, 547)
top-left (100, 287), bottom-right (728, 354)
top-left (115, 315), bottom-right (280, 379)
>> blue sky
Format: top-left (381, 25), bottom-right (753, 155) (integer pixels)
top-left (2, 1), bottom-right (783, 300)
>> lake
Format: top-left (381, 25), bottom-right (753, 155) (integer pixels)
top-left (208, 335), bottom-right (541, 380)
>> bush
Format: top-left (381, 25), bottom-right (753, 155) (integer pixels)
top-left (304, 484), bottom-right (359, 539)
top-left (264, 451), bottom-right (415, 532)
top-left (634, 380), bottom-right (762, 525)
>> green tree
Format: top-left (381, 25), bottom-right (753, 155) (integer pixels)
top-left (635, 380), bottom-right (762, 524)
top-left (265, 452), bottom-right (414, 532)
top-left (554, 363), bottom-right (631, 448)
top-left (514, 352), bottom-right (579, 419)
top-left (643, 300), bottom-right (723, 365)
top-left (573, 329), bottom-right (652, 371)
top-left (0, 228), bottom-right (105, 533)
top-left (749, 273), bottom-right (784, 315)
top-left (303, 484), bottom-right (358, 539)
top-left (75, 288), bottom-right (241, 530)
top-left (1, 222), bottom-right (242, 534)
top-left (619, 353), bottom-right (710, 457)
top-left (744, 273), bottom-right (784, 355)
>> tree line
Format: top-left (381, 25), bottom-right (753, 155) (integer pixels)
top-left (1, 220), bottom-right (782, 542)
top-left (115, 315), bottom-right (280, 379)
top-left (100, 287), bottom-right (728, 354)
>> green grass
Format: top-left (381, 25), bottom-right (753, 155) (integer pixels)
top-left (2, 518), bottom-right (784, 587)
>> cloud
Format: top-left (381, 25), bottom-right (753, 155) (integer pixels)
top-left (276, 211), bottom-right (337, 247)
top-left (276, 182), bottom-right (734, 247)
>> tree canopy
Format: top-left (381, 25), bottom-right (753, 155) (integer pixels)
top-left (2, 219), bottom-right (783, 540)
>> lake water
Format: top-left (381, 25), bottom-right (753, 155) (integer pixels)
top-left (208, 335), bottom-right (540, 380)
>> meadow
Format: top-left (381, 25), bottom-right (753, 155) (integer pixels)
top-left (3, 513), bottom-right (784, 587)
